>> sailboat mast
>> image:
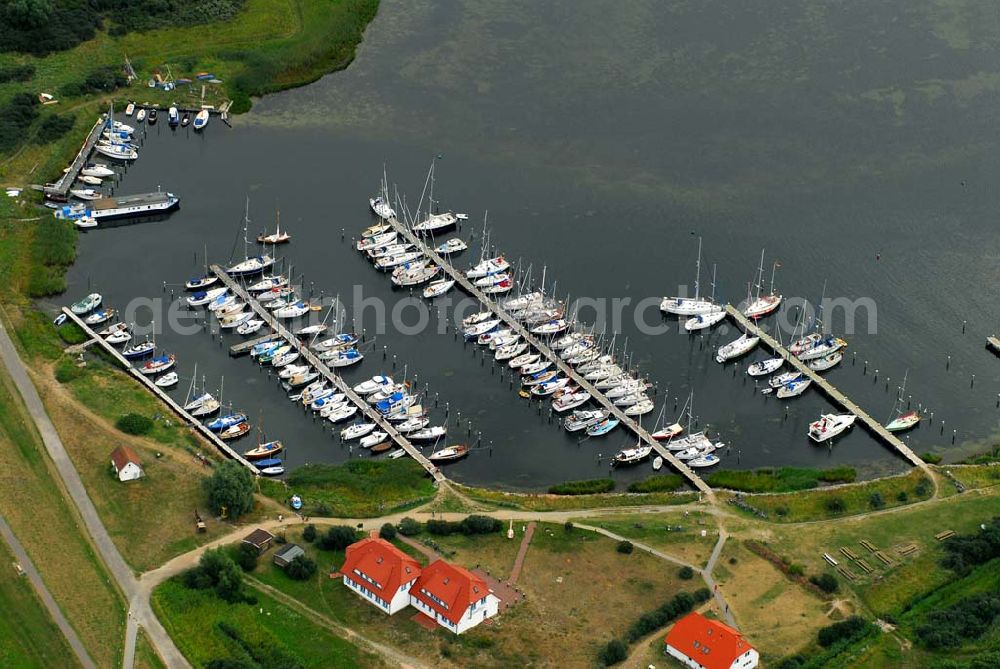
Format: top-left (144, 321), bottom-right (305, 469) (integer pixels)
top-left (754, 249), bottom-right (765, 301)
top-left (694, 237), bottom-right (703, 301)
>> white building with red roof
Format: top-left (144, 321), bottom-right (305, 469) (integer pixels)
top-left (409, 559), bottom-right (499, 634)
top-left (664, 612), bottom-right (758, 669)
top-left (339, 537), bottom-right (421, 615)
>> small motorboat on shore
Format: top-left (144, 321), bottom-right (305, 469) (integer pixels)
top-left (168, 106), bottom-right (180, 127)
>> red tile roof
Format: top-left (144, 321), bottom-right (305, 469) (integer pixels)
top-left (340, 538), bottom-right (421, 603)
top-left (665, 613), bottom-right (755, 669)
top-left (110, 445), bottom-right (141, 471)
top-left (410, 559), bottom-right (490, 625)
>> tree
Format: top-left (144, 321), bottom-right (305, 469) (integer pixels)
top-left (182, 548), bottom-right (247, 603)
top-left (379, 523), bottom-right (397, 540)
top-left (285, 555), bottom-right (317, 581)
top-left (818, 616), bottom-right (871, 647)
top-left (678, 566), bottom-right (695, 580)
top-left (234, 542), bottom-right (258, 572)
top-left (302, 524), bottom-right (316, 543)
top-left (318, 526), bottom-right (358, 551)
top-left (810, 572), bottom-right (839, 594)
top-left (203, 461), bottom-right (254, 518)
top-left (598, 638), bottom-right (627, 666)
top-left (116, 413), bottom-right (153, 435)
top-left (398, 517), bottom-right (422, 536)
top-left (616, 540), bottom-right (634, 554)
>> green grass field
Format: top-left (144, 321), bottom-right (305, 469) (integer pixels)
top-left (456, 482), bottom-right (698, 511)
top-left (0, 540), bottom-right (77, 669)
top-left (152, 577), bottom-right (377, 668)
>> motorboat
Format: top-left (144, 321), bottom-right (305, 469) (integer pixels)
top-left (776, 378), bottom-right (812, 399)
top-left (244, 440), bottom-right (284, 460)
top-left (207, 413), bottom-right (248, 432)
top-left (423, 279), bottom-right (456, 298)
top-left (326, 404), bottom-right (359, 423)
top-left (466, 256), bottom-right (509, 279)
top-left (435, 238), bottom-right (468, 255)
top-left (586, 417), bottom-right (620, 437)
top-left (564, 409), bottom-right (609, 432)
top-left (85, 307), bottom-right (114, 325)
top-left (168, 106), bottom-right (180, 127)
top-left (748, 358), bottom-right (783, 377)
top-left (122, 340), bottom-right (155, 358)
top-left (716, 333), bottom-right (760, 363)
top-left (509, 352), bottom-right (540, 369)
top-left (341, 423), bottom-right (377, 440)
top-left (808, 351), bottom-right (843, 372)
top-left (413, 212), bottom-right (458, 234)
top-left (614, 444), bottom-right (652, 466)
top-left (138, 354), bottom-right (175, 375)
top-left (429, 444), bottom-right (469, 462)
top-left (185, 275), bottom-right (218, 290)
top-left (70, 293), bottom-right (102, 314)
top-left (808, 413), bottom-right (856, 442)
top-left (154, 372), bottom-right (178, 388)
top-left (409, 426), bottom-right (447, 442)
top-left (768, 371), bottom-right (802, 389)
top-left (135, 108), bottom-right (146, 122)
top-left (193, 109), bottom-right (209, 130)
top-left (688, 454), bottom-right (721, 468)
top-left (360, 431), bottom-right (389, 449)
top-left (370, 195), bottom-right (395, 220)
top-left (552, 390), bottom-right (591, 412)
top-left (125, 102), bottom-right (135, 116)
top-left (81, 164), bottom-right (115, 178)
top-left (353, 375), bottom-right (394, 395)
top-left (684, 310), bottom-right (727, 332)
top-left (187, 287), bottom-right (227, 307)
top-left (236, 319), bottom-right (265, 335)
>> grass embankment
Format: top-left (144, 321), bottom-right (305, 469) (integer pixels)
top-left (723, 469), bottom-right (934, 523)
top-left (0, 539), bottom-right (76, 669)
top-left (259, 460), bottom-right (437, 517)
top-left (0, 349), bottom-right (125, 666)
top-left (134, 629), bottom-right (167, 669)
top-left (706, 466), bottom-right (856, 493)
top-left (454, 482), bottom-right (697, 512)
top-left (152, 577), bottom-right (381, 669)
top-left (580, 512), bottom-right (719, 567)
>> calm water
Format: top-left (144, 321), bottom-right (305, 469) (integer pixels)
top-left (67, 1), bottom-right (1000, 490)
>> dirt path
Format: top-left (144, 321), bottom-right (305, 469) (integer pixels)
top-left (508, 521), bottom-right (535, 584)
top-left (0, 516), bottom-right (97, 669)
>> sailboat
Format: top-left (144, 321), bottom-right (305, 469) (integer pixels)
top-left (185, 247), bottom-right (217, 290)
top-left (885, 371), bottom-right (922, 432)
top-left (226, 199), bottom-right (274, 277)
top-left (716, 332), bottom-right (760, 363)
top-left (742, 250), bottom-right (782, 319)
top-left (257, 210), bottom-right (291, 244)
top-left (411, 159), bottom-right (459, 234)
top-left (651, 395), bottom-right (688, 441)
top-left (662, 237), bottom-right (722, 316)
top-left (370, 167), bottom-right (396, 219)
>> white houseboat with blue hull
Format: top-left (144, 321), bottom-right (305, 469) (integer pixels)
top-left (53, 191), bottom-right (179, 222)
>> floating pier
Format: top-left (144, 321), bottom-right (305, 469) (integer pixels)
top-left (383, 218), bottom-right (714, 496)
top-left (209, 266), bottom-right (446, 483)
top-left (43, 118), bottom-right (106, 199)
top-left (724, 305), bottom-right (930, 472)
top-left (60, 307), bottom-right (259, 472)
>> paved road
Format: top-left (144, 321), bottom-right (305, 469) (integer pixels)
top-left (0, 516), bottom-right (97, 669)
top-left (0, 318), bottom-right (189, 669)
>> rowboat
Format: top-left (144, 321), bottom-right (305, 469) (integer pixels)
top-left (70, 293), bottom-right (102, 315)
top-left (244, 440), bottom-right (283, 460)
top-left (429, 444), bottom-right (469, 462)
top-left (371, 442), bottom-right (393, 454)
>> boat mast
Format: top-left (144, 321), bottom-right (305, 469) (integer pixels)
top-left (710, 264), bottom-right (717, 304)
top-left (768, 260), bottom-right (778, 297)
top-left (694, 237), bottom-right (703, 301)
top-left (754, 249), bottom-right (765, 302)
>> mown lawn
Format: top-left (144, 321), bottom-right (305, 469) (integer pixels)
top-left (455, 482), bottom-right (697, 512)
top-left (579, 511), bottom-right (719, 567)
top-left (152, 577), bottom-right (377, 669)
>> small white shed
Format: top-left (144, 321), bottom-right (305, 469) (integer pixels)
top-left (110, 445), bottom-right (143, 482)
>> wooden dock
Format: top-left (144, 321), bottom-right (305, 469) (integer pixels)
top-left (44, 118), bottom-right (106, 199)
top-left (229, 332), bottom-right (279, 357)
top-left (383, 218), bottom-right (714, 497)
top-left (60, 308), bottom-right (259, 472)
top-left (724, 305), bottom-right (930, 472)
top-left (209, 266), bottom-right (446, 483)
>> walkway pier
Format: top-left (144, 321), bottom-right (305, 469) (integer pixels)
top-left (384, 218), bottom-right (713, 496)
top-left (209, 265), bottom-right (445, 483)
top-left (43, 118), bottom-right (105, 199)
top-left (724, 305), bottom-right (930, 472)
top-left (61, 307), bottom-right (258, 471)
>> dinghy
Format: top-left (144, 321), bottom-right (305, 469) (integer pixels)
top-left (74, 216), bottom-right (98, 229)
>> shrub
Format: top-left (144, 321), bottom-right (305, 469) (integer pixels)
top-left (624, 591), bottom-right (696, 642)
top-left (598, 638), bottom-right (628, 666)
top-left (379, 523), bottom-right (397, 540)
top-left (678, 566), bottom-right (695, 580)
top-left (896, 491), bottom-right (909, 502)
top-left (33, 113), bottom-right (76, 144)
top-left (234, 542), bottom-right (258, 572)
top-left (915, 478), bottom-right (932, 497)
top-left (627, 475), bottom-right (684, 493)
top-left (203, 461), bottom-right (255, 518)
top-left (824, 497), bottom-right (846, 513)
top-left (314, 502), bottom-right (332, 516)
top-left (693, 587), bottom-right (711, 603)
top-left (548, 478), bottom-right (614, 495)
top-left (0, 92), bottom-right (38, 152)
top-left (116, 413), bottom-right (153, 435)
top-left (788, 563), bottom-right (804, 576)
top-left (426, 515), bottom-right (502, 536)
top-left (317, 526), bottom-right (358, 551)
top-left (941, 516), bottom-right (1000, 573)
top-left (869, 491), bottom-right (885, 509)
top-left (914, 593), bottom-right (1000, 649)
top-left (817, 616), bottom-right (872, 648)
top-left (564, 521), bottom-right (574, 531)
top-left (616, 540), bottom-right (634, 554)
top-left (398, 517), bottom-right (422, 536)
top-left (181, 549), bottom-right (248, 603)
top-left (54, 357), bottom-right (83, 383)
top-left (285, 555), bottom-right (318, 581)
top-left (0, 63), bottom-right (34, 83)
top-left (302, 524), bottom-right (316, 543)
top-left (922, 452), bottom-right (943, 464)
top-left (809, 572), bottom-right (839, 594)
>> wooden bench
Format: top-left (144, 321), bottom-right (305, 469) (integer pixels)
top-left (840, 547), bottom-right (859, 560)
top-left (935, 530), bottom-right (955, 541)
top-left (896, 543), bottom-right (918, 556)
top-left (855, 559), bottom-right (874, 574)
top-left (860, 539), bottom-right (878, 553)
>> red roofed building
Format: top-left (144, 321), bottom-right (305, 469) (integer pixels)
top-left (409, 559), bottom-right (499, 634)
top-left (664, 612), bottom-right (758, 669)
top-left (340, 537), bottom-right (421, 615)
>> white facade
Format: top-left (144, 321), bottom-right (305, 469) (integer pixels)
top-left (665, 644), bottom-right (759, 669)
top-left (342, 572), bottom-right (416, 615)
top-left (410, 591), bottom-right (500, 634)
top-left (113, 460), bottom-right (143, 482)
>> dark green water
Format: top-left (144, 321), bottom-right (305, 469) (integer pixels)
top-left (68, 1), bottom-right (1000, 489)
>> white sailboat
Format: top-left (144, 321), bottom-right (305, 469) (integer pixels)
top-left (716, 332), bottom-right (760, 363)
top-left (661, 237), bottom-right (720, 316)
top-left (742, 250), bottom-right (782, 319)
